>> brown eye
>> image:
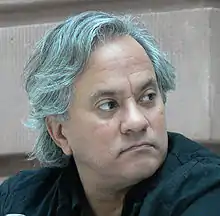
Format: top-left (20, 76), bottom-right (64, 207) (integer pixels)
top-left (98, 100), bottom-right (118, 111)
top-left (140, 92), bottom-right (156, 103)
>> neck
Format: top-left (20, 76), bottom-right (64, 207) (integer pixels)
top-left (86, 190), bottom-right (125, 216)
top-left (76, 163), bottom-right (129, 216)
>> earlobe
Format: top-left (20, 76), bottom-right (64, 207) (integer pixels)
top-left (45, 116), bottom-right (73, 156)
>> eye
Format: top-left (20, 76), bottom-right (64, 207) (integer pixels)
top-left (139, 92), bottom-right (156, 103)
top-left (97, 100), bottom-right (118, 111)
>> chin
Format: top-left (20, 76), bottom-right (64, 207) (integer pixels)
top-left (126, 156), bottom-right (165, 184)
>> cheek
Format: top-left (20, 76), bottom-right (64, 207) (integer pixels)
top-left (91, 119), bottom-right (119, 143)
top-left (71, 117), bottom-right (120, 166)
top-left (70, 111), bottom-right (119, 151)
top-left (149, 104), bottom-right (166, 131)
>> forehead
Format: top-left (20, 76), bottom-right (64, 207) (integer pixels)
top-left (75, 36), bottom-right (156, 94)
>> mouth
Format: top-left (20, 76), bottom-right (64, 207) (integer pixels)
top-left (120, 142), bottom-right (154, 155)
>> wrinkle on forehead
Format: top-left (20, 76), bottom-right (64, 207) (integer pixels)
top-left (75, 36), bottom-right (157, 100)
top-left (126, 71), bottom-right (142, 97)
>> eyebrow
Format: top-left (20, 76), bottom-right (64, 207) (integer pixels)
top-left (136, 78), bottom-right (158, 94)
top-left (90, 77), bottom-right (158, 102)
top-left (90, 90), bottom-right (119, 104)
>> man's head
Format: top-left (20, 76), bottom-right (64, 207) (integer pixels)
top-left (24, 11), bottom-right (175, 189)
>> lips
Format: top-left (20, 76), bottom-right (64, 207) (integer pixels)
top-left (121, 142), bottom-right (154, 154)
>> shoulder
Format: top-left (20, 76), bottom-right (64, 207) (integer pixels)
top-left (168, 132), bottom-right (220, 164)
top-left (0, 166), bottom-right (62, 194)
top-left (166, 132), bottom-right (220, 192)
top-left (0, 166), bottom-right (62, 214)
top-left (159, 132), bottom-right (220, 214)
top-left (139, 133), bottom-right (220, 215)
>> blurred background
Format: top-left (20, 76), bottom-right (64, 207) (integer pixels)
top-left (0, 0), bottom-right (220, 183)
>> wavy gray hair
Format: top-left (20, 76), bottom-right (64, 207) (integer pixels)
top-left (23, 11), bottom-right (175, 167)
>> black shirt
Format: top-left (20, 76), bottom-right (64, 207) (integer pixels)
top-left (1, 132), bottom-right (220, 216)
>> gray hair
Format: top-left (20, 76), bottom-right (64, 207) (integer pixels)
top-left (23, 11), bottom-right (175, 167)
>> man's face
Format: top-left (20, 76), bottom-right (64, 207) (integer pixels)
top-left (62, 36), bottom-right (168, 188)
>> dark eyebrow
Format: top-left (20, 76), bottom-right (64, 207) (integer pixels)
top-left (136, 78), bottom-right (158, 94)
top-left (90, 78), bottom-right (158, 103)
top-left (90, 90), bottom-right (120, 104)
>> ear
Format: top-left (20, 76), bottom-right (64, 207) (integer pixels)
top-left (45, 116), bottom-right (73, 156)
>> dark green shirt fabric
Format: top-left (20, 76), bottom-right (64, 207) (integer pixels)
top-left (1, 132), bottom-right (220, 216)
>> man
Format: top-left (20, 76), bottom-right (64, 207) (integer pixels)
top-left (1, 11), bottom-right (220, 216)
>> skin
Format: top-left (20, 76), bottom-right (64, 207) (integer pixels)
top-left (47, 36), bottom-right (168, 216)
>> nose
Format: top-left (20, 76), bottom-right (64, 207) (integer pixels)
top-left (120, 99), bottom-right (149, 134)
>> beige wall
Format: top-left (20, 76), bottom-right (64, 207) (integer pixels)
top-left (0, 0), bottom-right (220, 157)
top-left (210, 9), bottom-right (220, 141)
